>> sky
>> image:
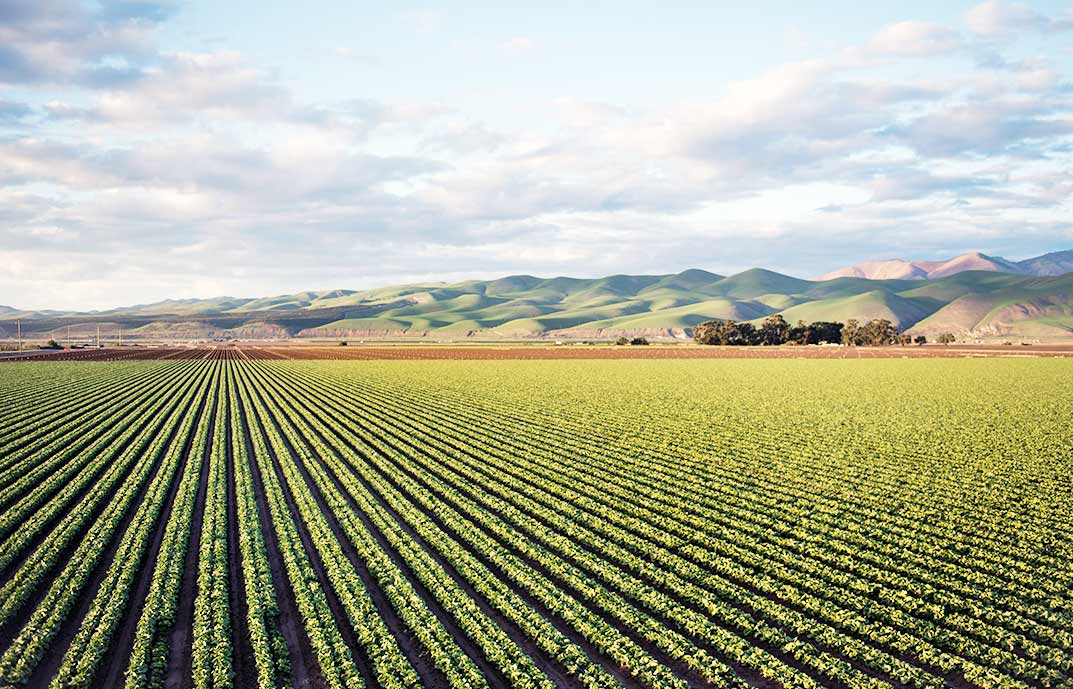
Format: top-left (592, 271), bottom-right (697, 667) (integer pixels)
top-left (2, 1), bottom-right (1072, 311)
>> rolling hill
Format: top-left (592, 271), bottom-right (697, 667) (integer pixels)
top-left (5, 264), bottom-right (1073, 341)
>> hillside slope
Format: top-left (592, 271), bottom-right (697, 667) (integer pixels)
top-left (5, 268), bottom-right (1073, 340)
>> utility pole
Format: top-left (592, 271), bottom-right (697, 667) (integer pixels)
top-left (16, 319), bottom-right (21, 352)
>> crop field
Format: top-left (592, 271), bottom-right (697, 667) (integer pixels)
top-left (0, 356), bottom-right (1070, 689)
top-left (5, 343), bottom-right (1073, 363)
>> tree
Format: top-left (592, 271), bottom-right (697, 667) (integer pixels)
top-left (731, 322), bottom-right (758, 345)
top-left (896, 333), bottom-right (912, 346)
top-left (788, 320), bottom-right (810, 345)
top-left (692, 322), bottom-right (718, 345)
top-left (696, 319), bottom-right (844, 346)
top-left (629, 337), bottom-right (649, 346)
top-left (692, 320), bottom-right (757, 345)
top-left (842, 319), bottom-right (860, 346)
top-left (759, 314), bottom-right (791, 345)
top-left (811, 321), bottom-right (843, 344)
top-left (338, 341), bottom-right (348, 346)
top-left (859, 319), bottom-right (898, 346)
top-left (938, 333), bottom-right (956, 345)
top-left (615, 336), bottom-right (630, 346)
top-left (913, 335), bottom-right (927, 345)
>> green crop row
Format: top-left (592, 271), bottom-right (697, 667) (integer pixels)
top-left (0, 357), bottom-right (1069, 689)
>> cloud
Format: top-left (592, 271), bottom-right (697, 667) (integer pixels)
top-left (890, 101), bottom-right (1073, 158)
top-left (0, 98), bottom-right (33, 122)
top-left (419, 121), bottom-right (506, 154)
top-left (0, 0), bottom-right (172, 85)
top-left (53, 51), bottom-right (294, 124)
top-left (966, 1), bottom-right (1073, 38)
top-left (33, 52), bottom-right (453, 133)
top-left (0, 134), bottom-right (444, 206)
top-left (866, 21), bottom-right (963, 57)
top-left (3, 0), bottom-right (1073, 310)
top-left (676, 61), bottom-right (942, 181)
top-left (867, 170), bottom-right (997, 202)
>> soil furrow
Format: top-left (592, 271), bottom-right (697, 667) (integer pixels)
top-left (13, 364), bottom-right (213, 688)
top-left (165, 371), bottom-right (220, 689)
top-left (246, 366), bottom-right (488, 689)
top-left (241, 375), bottom-right (380, 689)
top-left (252, 364), bottom-right (631, 689)
top-left (96, 366), bottom-right (221, 689)
top-left (224, 374), bottom-right (257, 689)
top-left (237, 380), bottom-right (323, 689)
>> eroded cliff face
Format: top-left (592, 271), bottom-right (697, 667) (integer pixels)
top-left (297, 326), bottom-right (696, 341)
top-left (296, 327), bottom-right (426, 339)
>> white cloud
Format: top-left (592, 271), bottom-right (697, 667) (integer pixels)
top-left (91, 51), bottom-right (293, 123)
top-left (866, 21), bottom-right (963, 57)
top-left (0, 0), bottom-right (173, 85)
top-left (966, 0), bottom-right (1073, 38)
top-left (2, 0), bottom-right (1073, 309)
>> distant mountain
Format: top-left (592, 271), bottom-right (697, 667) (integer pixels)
top-left (5, 265), bottom-right (1073, 341)
top-left (819, 250), bottom-right (1073, 281)
top-left (1016, 250), bottom-right (1073, 276)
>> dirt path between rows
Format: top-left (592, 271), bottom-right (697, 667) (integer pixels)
top-left (100, 373), bottom-right (220, 689)
top-left (237, 383), bottom-right (323, 689)
top-left (242, 377), bottom-right (380, 689)
top-left (256, 362), bottom-right (633, 689)
top-left (163, 379), bottom-right (219, 689)
top-left (225, 385), bottom-right (256, 689)
top-left (15, 368), bottom-right (212, 688)
top-left (246, 365), bottom-right (478, 689)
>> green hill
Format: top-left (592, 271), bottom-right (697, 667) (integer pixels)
top-left (773, 290), bottom-right (942, 329)
top-left (5, 268), bottom-right (1073, 341)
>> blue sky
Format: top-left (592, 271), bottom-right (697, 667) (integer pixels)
top-left (2, 1), bottom-right (1072, 310)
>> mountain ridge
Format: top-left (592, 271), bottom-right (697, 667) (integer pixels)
top-left (5, 263), bottom-right (1073, 341)
top-left (819, 249), bottom-right (1073, 281)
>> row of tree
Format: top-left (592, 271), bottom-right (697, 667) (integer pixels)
top-left (693, 315), bottom-right (953, 346)
top-left (694, 316), bottom-right (838, 346)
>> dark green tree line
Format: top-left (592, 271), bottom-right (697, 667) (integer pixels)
top-left (694, 316), bottom-right (916, 346)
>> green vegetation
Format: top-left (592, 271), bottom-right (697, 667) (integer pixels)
top-left (693, 316), bottom-right (921, 347)
top-left (6, 268), bottom-right (1073, 341)
top-left (694, 316), bottom-right (850, 346)
top-left (0, 358), bottom-right (1070, 688)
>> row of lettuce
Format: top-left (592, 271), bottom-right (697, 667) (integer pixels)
top-left (0, 358), bottom-right (1069, 689)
